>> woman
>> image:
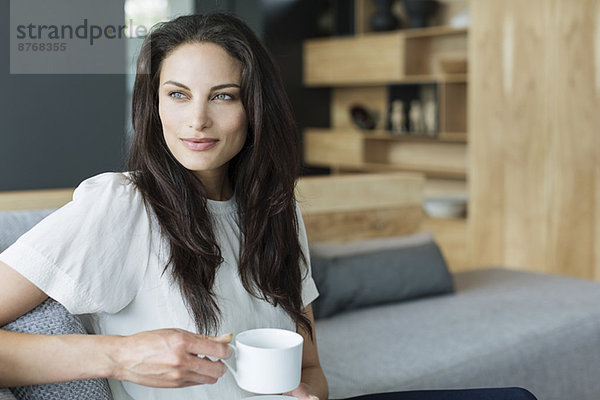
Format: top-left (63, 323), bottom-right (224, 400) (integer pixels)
top-left (0, 12), bottom-right (325, 400)
top-left (0, 12), bottom-right (536, 400)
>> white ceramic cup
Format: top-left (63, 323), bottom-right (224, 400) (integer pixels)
top-left (224, 328), bottom-right (303, 394)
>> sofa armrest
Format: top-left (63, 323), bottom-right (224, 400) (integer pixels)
top-left (2, 299), bottom-right (113, 400)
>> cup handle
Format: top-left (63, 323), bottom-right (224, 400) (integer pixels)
top-left (222, 343), bottom-right (238, 382)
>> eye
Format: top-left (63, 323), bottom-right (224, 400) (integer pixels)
top-left (169, 91), bottom-right (186, 100)
top-left (213, 93), bottom-right (234, 101)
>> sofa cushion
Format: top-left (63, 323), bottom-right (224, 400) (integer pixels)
top-left (0, 209), bottom-right (55, 252)
top-left (0, 389), bottom-right (17, 400)
top-left (310, 232), bottom-right (454, 319)
top-left (2, 298), bottom-right (113, 399)
top-left (315, 268), bottom-right (600, 400)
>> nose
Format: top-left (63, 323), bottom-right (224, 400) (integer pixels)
top-left (189, 101), bottom-right (211, 131)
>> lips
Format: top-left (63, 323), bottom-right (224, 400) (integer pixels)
top-left (181, 137), bottom-right (219, 151)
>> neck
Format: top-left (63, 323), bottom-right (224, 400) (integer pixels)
top-left (195, 171), bottom-right (232, 201)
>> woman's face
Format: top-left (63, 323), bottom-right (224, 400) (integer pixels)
top-left (158, 41), bottom-right (247, 186)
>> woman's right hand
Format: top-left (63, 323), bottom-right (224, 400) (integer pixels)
top-left (109, 329), bottom-right (233, 388)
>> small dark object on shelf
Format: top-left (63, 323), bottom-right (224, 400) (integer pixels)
top-left (350, 105), bottom-right (377, 130)
top-left (404, 0), bottom-right (439, 28)
top-left (371, 0), bottom-right (399, 32)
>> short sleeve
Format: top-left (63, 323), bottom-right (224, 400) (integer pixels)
top-left (296, 203), bottom-right (319, 308)
top-left (0, 173), bottom-right (152, 315)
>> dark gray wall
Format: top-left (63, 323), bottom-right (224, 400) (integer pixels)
top-left (195, 0), bottom-right (264, 39)
top-left (1, 0), bottom-right (126, 190)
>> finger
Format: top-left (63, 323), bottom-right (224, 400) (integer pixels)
top-left (208, 333), bottom-right (233, 344)
top-left (185, 336), bottom-right (232, 359)
top-left (162, 357), bottom-right (225, 387)
top-left (186, 355), bottom-right (228, 380)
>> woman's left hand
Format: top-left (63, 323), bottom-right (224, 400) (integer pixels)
top-left (284, 382), bottom-right (320, 400)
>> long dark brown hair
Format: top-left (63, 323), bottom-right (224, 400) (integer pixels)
top-left (128, 13), bottom-right (311, 336)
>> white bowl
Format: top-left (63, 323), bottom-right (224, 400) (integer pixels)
top-left (423, 196), bottom-right (467, 218)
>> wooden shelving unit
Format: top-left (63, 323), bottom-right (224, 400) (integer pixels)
top-left (302, 18), bottom-right (469, 195)
top-left (301, 0), bottom-right (470, 271)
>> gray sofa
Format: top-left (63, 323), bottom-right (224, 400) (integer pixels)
top-left (316, 267), bottom-right (600, 399)
top-left (3, 209), bottom-right (600, 399)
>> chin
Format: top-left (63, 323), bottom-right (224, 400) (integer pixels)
top-left (178, 157), bottom-right (213, 171)
top-left (182, 161), bottom-right (227, 175)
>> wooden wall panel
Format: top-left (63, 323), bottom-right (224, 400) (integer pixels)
top-left (469, 0), bottom-right (600, 279)
top-left (469, 0), bottom-right (554, 272)
top-left (501, 0), bottom-right (553, 273)
top-left (547, 0), bottom-right (600, 278)
top-left (469, 0), bottom-right (516, 269)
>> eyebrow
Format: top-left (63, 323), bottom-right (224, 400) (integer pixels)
top-left (162, 80), bottom-right (240, 91)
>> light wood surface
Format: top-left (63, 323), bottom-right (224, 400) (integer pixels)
top-left (303, 27), bottom-right (468, 86)
top-left (331, 162), bottom-right (466, 179)
top-left (364, 139), bottom-right (466, 174)
top-left (297, 172), bottom-right (468, 271)
top-left (297, 172), bottom-right (426, 243)
top-left (304, 32), bottom-right (405, 86)
top-left (422, 217), bottom-right (468, 272)
top-left (468, 0), bottom-right (600, 279)
top-left (0, 188), bottom-right (74, 211)
top-left (296, 172), bottom-right (424, 215)
top-left (424, 178), bottom-right (467, 199)
top-left (548, 0), bottom-right (600, 279)
top-left (304, 128), bottom-right (467, 179)
top-left (405, 32), bottom-right (467, 76)
top-left (304, 128), bottom-right (365, 166)
top-left (439, 82), bottom-right (467, 134)
top-left (353, 131), bottom-right (467, 143)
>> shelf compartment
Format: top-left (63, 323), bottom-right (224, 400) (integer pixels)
top-left (332, 86), bottom-right (388, 130)
top-left (439, 82), bottom-right (467, 134)
top-left (304, 32), bottom-right (405, 86)
top-left (303, 27), bottom-right (468, 86)
top-left (364, 131), bottom-right (467, 143)
top-left (405, 31), bottom-right (468, 76)
top-left (304, 129), bottom-right (364, 166)
top-left (363, 139), bottom-right (467, 178)
top-left (304, 128), bottom-right (467, 178)
top-left (331, 83), bottom-right (466, 138)
top-left (424, 178), bottom-right (467, 199)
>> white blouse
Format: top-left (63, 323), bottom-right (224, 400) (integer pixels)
top-left (0, 172), bottom-right (319, 400)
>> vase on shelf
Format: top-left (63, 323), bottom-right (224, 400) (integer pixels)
top-left (403, 0), bottom-right (439, 29)
top-left (371, 0), bottom-right (399, 32)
